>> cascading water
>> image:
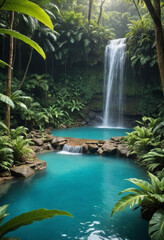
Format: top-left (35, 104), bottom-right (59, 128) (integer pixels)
top-left (61, 144), bottom-right (83, 154)
top-left (103, 38), bottom-right (126, 127)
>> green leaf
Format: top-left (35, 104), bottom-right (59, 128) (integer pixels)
top-left (0, 208), bottom-right (72, 238)
top-left (16, 102), bottom-right (27, 109)
top-left (70, 37), bottom-right (74, 44)
top-left (149, 209), bottom-right (164, 240)
top-left (0, 60), bottom-right (12, 69)
top-left (0, 94), bottom-right (15, 108)
top-left (111, 193), bottom-right (145, 216)
top-left (0, 29), bottom-right (46, 59)
top-left (1, 0), bottom-right (53, 31)
top-left (0, 205), bottom-right (9, 225)
top-left (84, 39), bottom-right (90, 47)
top-left (0, 121), bottom-right (9, 133)
top-left (127, 177), bottom-right (153, 193)
top-left (148, 172), bottom-right (162, 193)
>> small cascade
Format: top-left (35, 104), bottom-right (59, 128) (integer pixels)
top-left (103, 38), bottom-right (126, 127)
top-left (62, 144), bottom-right (83, 154)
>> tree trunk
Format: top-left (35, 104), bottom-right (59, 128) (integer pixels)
top-left (88, 0), bottom-right (93, 23)
top-left (97, 0), bottom-right (105, 25)
top-left (144, 0), bottom-right (164, 94)
top-left (155, 24), bottom-right (164, 94)
top-left (19, 47), bottom-right (33, 90)
top-left (5, 11), bottom-right (14, 129)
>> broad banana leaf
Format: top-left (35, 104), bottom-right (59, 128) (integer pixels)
top-left (149, 209), bottom-right (164, 240)
top-left (0, 29), bottom-right (46, 59)
top-left (0, 94), bottom-right (15, 108)
top-left (0, 0), bottom-right (53, 31)
top-left (0, 208), bottom-right (72, 238)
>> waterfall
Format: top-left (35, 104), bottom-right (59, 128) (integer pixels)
top-left (62, 144), bottom-right (83, 154)
top-left (103, 38), bottom-right (126, 127)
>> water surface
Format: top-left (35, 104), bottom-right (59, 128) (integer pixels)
top-left (52, 127), bottom-right (132, 140)
top-left (0, 152), bottom-right (149, 240)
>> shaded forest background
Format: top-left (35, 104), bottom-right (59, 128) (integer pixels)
top-left (0, 0), bottom-right (163, 129)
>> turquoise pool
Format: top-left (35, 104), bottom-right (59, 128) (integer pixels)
top-left (52, 127), bottom-right (132, 140)
top-left (0, 152), bottom-right (149, 240)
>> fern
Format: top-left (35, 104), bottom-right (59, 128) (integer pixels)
top-left (112, 172), bottom-right (164, 217)
top-left (142, 148), bottom-right (164, 172)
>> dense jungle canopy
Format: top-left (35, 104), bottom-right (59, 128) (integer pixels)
top-left (0, 0), bottom-right (164, 129)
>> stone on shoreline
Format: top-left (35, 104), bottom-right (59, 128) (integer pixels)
top-left (87, 143), bottom-right (98, 153)
top-left (102, 143), bottom-right (117, 155)
top-left (117, 144), bottom-right (130, 157)
top-left (51, 137), bottom-right (68, 149)
top-left (10, 165), bottom-right (35, 178)
top-left (32, 138), bottom-right (44, 146)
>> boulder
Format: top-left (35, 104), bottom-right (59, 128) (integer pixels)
top-left (31, 146), bottom-right (43, 152)
top-left (98, 140), bottom-right (106, 144)
top-left (25, 159), bottom-right (47, 171)
top-left (44, 128), bottom-right (52, 134)
top-left (10, 165), bottom-right (35, 178)
top-left (117, 144), bottom-right (130, 158)
top-left (87, 143), bottom-right (98, 153)
top-left (51, 137), bottom-right (68, 148)
top-left (97, 147), bottom-right (104, 155)
top-left (28, 151), bottom-right (37, 159)
top-left (82, 144), bottom-right (88, 153)
top-left (0, 176), bottom-right (14, 183)
top-left (32, 138), bottom-right (44, 146)
top-left (46, 143), bottom-right (54, 150)
top-left (0, 171), bottom-right (11, 177)
top-left (102, 143), bottom-right (117, 155)
top-left (110, 137), bottom-right (123, 142)
top-left (43, 134), bottom-right (54, 143)
top-left (0, 178), bottom-right (4, 184)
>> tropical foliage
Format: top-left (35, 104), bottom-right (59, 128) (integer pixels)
top-left (0, 204), bottom-right (71, 239)
top-left (125, 115), bottom-right (164, 176)
top-left (112, 172), bottom-right (164, 240)
top-left (0, 122), bottom-right (33, 171)
top-left (118, 108), bottom-right (164, 240)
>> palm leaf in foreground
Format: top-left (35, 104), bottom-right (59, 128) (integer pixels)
top-left (0, 29), bottom-right (46, 59)
top-left (0, 94), bottom-right (15, 108)
top-left (0, 208), bottom-right (72, 238)
top-left (1, 0), bottom-right (53, 31)
top-left (0, 60), bottom-right (12, 69)
top-left (149, 209), bottom-right (164, 240)
top-left (111, 193), bottom-right (145, 216)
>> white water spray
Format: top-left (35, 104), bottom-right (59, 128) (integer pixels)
top-left (62, 144), bottom-right (83, 154)
top-left (103, 38), bottom-right (126, 127)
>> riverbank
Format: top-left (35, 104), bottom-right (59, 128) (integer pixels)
top-left (0, 129), bottom-right (130, 183)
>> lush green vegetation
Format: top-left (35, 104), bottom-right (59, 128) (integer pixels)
top-left (112, 106), bottom-right (164, 240)
top-left (125, 113), bottom-right (164, 177)
top-left (112, 172), bottom-right (164, 240)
